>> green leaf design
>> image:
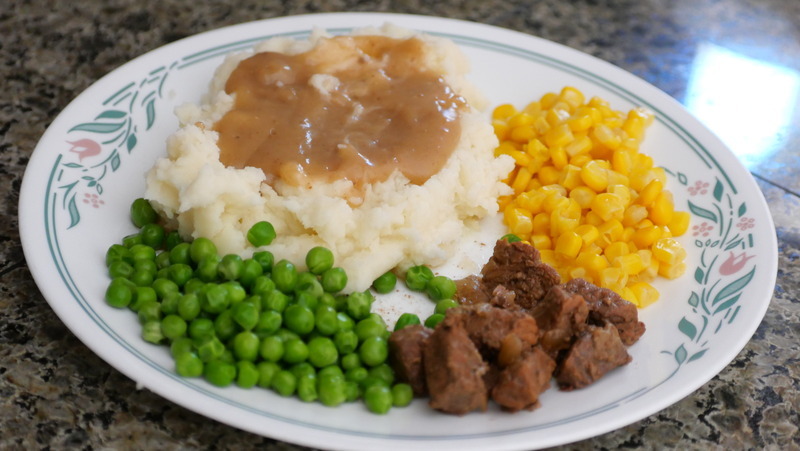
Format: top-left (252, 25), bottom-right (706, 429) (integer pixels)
top-left (111, 153), bottom-right (121, 171)
top-left (63, 162), bottom-right (83, 168)
top-left (713, 179), bottom-right (723, 201)
top-left (69, 121), bottom-right (126, 134)
top-left (713, 293), bottom-right (742, 314)
top-left (688, 201), bottom-right (717, 223)
top-left (678, 317), bottom-right (697, 340)
top-left (145, 98), bottom-right (156, 130)
top-left (725, 238), bottom-right (743, 251)
top-left (738, 202), bottom-right (747, 217)
top-left (688, 349), bottom-right (707, 362)
top-left (712, 266), bottom-right (756, 306)
top-left (688, 292), bottom-right (700, 307)
top-left (127, 134), bottom-right (137, 152)
top-left (694, 267), bottom-right (704, 284)
top-left (67, 195), bottom-right (80, 229)
top-left (674, 344), bottom-right (688, 365)
top-left (95, 110), bottom-right (127, 120)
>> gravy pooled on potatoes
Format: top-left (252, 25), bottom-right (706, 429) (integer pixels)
top-left (215, 35), bottom-right (467, 188)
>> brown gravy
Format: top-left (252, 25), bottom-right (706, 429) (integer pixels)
top-left (214, 35), bottom-right (467, 188)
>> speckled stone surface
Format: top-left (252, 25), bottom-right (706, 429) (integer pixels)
top-left (2, 0), bottom-right (799, 449)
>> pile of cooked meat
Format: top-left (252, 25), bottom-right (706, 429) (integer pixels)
top-left (388, 239), bottom-right (646, 415)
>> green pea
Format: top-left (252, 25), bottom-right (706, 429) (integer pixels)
top-left (183, 278), bottom-right (205, 294)
top-left (130, 198), bottom-right (157, 228)
top-left (257, 361), bottom-right (281, 388)
top-left (368, 363), bottom-right (395, 386)
top-left (346, 291), bottom-right (372, 320)
top-left (294, 291), bottom-right (319, 311)
top-left (341, 353), bottom-right (362, 371)
top-left (262, 289), bottom-right (289, 313)
top-left (424, 313), bottom-right (445, 329)
top-left (152, 278), bottom-right (179, 300)
top-left (155, 250), bottom-right (171, 270)
top-left (164, 231), bottom-right (184, 251)
top-left (273, 328), bottom-right (300, 343)
top-left (177, 293), bottom-right (201, 321)
top-left (195, 335), bottom-right (225, 362)
top-left (168, 242), bottom-right (191, 265)
top-left (359, 336), bottom-right (388, 367)
top-left (195, 256), bottom-right (220, 282)
top-left (122, 233), bottom-right (143, 248)
top-left (364, 385), bottom-right (393, 414)
top-left (188, 317), bottom-right (215, 340)
top-left (105, 278), bottom-right (134, 308)
top-left (108, 260), bottom-right (134, 279)
top-left (405, 265), bottom-right (433, 291)
top-left (321, 267), bottom-right (347, 293)
top-left (284, 304), bottom-right (315, 336)
top-left (189, 237), bottom-right (217, 264)
top-left (134, 259), bottom-right (157, 276)
top-left (175, 352), bottom-right (203, 378)
top-left (140, 223), bottom-right (165, 249)
top-left (295, 272), bottom-right (324, 297)
top-left (161, 314), bottom-right (187, 340)
top-left (259, 335), bottom-right (284, 362)
top-left (434, 298), bottom-right (460, 315)
top-left (272, 260), bottom-right (298, 293)
top-left (250, 275), bottom-right (276, 296)
top-left (282, 338), bottom-right (309, 364)
top-left (501, 233), bottom-right (522, 243)
top-left (314, 305), bottom-right (339, 336)
top-left (231, 301), bottom-right (259, 330)
top-left (238, 258), bottom-right (263, 289)
top-left (170, 337), bottom-right (194, 359)
top-left (218, 254), bottom-right (243, 281)
top-left (307, 336), bottom-right (338, 368)
top-left (232, 331), bottom-right (260, 362)
top-left (334, 329), bottom-right (359, 355)
top-left (318, 293), bottom-right (337, 309)
top-left (393, 313), bottom-right (422, 331)
top-left (345, 366), bottom-right (368, 384)
top-left (236, 361), bottom-right (259, 389)
top-left (223, 281), bottom-right (247, 305)
top-left (305, 246), bottom-right (334, 275)
top-left (247, 221), bottom-right (276, 247)
top-left (336, 312), bottom-right (355, 331)
top-left (213, 310), bottom-right (238, 342)
top-left (355, 318), bottom-right (387, 342)
top-left (297, 373), bottom-right (318, 402)
top-left (291, 362), bottom-right (317, 379)
top-left (168, 264), bottom-right (193, 288)
top-left (391, 383), bottom-right (414, 407)
top-left (130, 269), bottom-right (154, 287)
top-left (202, 284), bottom-right (230, 314)
top-left (106, 244), bottom-right (133, 267)
top-left (204, 360), bottom-right (236, 387)
top-left (254, 310), bottom-right (282, 337)
top-left (345, 380), bottom-right (361, 403)
top-left (137, 301), bottom-right (161, 324)
top-left (371, 271), bottom-right (397, 294)
top-left (271, 370), bottom-right (296, 396)
top-left (141, 320), bottom-right (164, 344)
top-left (132, 286), bottom-right (157, 309)
top-left (426, 275), bottom-right (457, 301)
top-left (317, 373), bottom-right (347, 407)
top-left (252, 250), bottom-right (274, 273)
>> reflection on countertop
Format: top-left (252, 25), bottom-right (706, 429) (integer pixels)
top-left (1, 0), bottom-right (798, 450)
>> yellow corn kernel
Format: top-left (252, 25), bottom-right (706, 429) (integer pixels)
top-left (532, 212), bottom-right (551, 235)
top-left (545, 123), bottom-right (574, 148)
top-left (597, 219), bottom-right (624, 246)
top-left (505, 207), bottom-right (533, 237)
top-left (545, 108), bottom-right (570, 127)
top-left (507, 149), bottom-right (532, 167)
top-left (628, 107), bottom-right (654, 126)
top-left (550, 146), bottom-right (569, 169)
top-left (623, 116), bottom-right (645, 141)
top-left (526, 178), bottom-right (543, 191)
top-left (604, 241), bottom-right (630, 262)
top-left (658, 262), bottom-right (686, 279)
top-left (611, 149), bottom-right (636, 175)
top-left (623, 204), bottom-right (649, 227)
top-left (530, 234), bottom-right (552, 250)
top-left (533, 115), bottom-right (551, 134)
top-left (495, 140), bottom-right (519, 157)
top-left (493, 103), bottom-right (517, 120)
top-left (621, 287), bottom-right (639, 306)
top-left (668, 211), bottom-right (691, 236)
top-left (555, 231), bottom-right (583, 259)
top-left (541, 183), bottom-right (568, 198)
top-left (526, 137), bottom-right (549, 158)
top-left (608, 184), bottom-right (632, 207)
top-left (551, 212), bottom-right (580, 236)
top-left (559, 164), bottom-right (583, 191)
top-left (650, 191), bottom-right (675, 226)
top-left (588, 96), bottom-right (609, 108)
top-left (635, 153), bottom-right (654, 171)
top-left (599, 267), bottom-right (628, 293)
top-left (591, 193), bottom-right (626, 222)
top-left (575, 224), bottom-right (600, 247)
top-left (538, 166), bottom-right (561, 185)
top-left (629, 282), bottom-right (659, 307)
top-left (497, 195), bottom-right (513, 211)
top-left (569, 185), bottom-right (596, 209)
top-left (493, 120), bottom-right (511, 141)
top-left (568, 113), bottom-right (594, 133)
top-left (592, 123), bottom-right (622, 150)
top-left (569, 153), bottom-right (593, 167)
top-left (539, 249), bottom-right (557, 267)
top-left (515, 190), bottom-right (547, 215)
top-left (622, 226), bottom-right (636, 243)
top-left (523, 101), bottom-right (542, 114)
top-left (568, 266), bottom-right (591, 284)
top-left (540, 92), bottom-right (558, 109)
top-left (511, 167), bottom-right (533, 194)
top-left (613, 252), bottom-right (646, 275)
top-left (580, 160), bottom-right (609, 192)
top-left (633, 225), bottom-right (663, 248)
top-left (637, 179), bottom-right (663, 206)
top-left (559, 86), bottom-right (585, 109)
top-left (508, 112), bottom-right (534, 128)
top-left (585, 210), bottom-right (604, 226)
top-left (652, 237), bottom-right (686, 266)
top-left (510, 125), bottom-right (537, 143)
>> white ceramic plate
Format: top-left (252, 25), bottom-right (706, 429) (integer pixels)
top-left (19, 12), bottom-right (778, 451)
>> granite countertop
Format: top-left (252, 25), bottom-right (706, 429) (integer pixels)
top-left (2, 0), bottom-right (798, 449)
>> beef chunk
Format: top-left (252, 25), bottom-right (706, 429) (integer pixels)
top-left (388, 324), bottom-right (433, 396)
top-left (455, 274), bottom-right (491, 305)
top-left (562, 278), bottom-right (645, 345)
top-left (481, 240), bottom-right (561, 309)
top-left (444, 304), bottom-right (538, 354)
top-left (491, 346), bottom-right (556, 412)
top-left (530, 285), bottom-right (589, 355)
top-left (488, 285), bottom-right (517, 309)
top-left (556, 322), bottom-right (632, 390)
top-left (424, 319), bottom-right (489, 415)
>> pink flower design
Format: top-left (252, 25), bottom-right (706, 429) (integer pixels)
top-left (68, 139), bottom-right (102, 161)
top-left (737, 217), bottom-right (755, 231)
top-left (719, 252), bottom-right (756, 276)
top-left (688, 180), bottom-right (709, 196)
top-left (692, 221), bottom-right (713, 237)
top-left (82, 193), bottom-right (105, 209)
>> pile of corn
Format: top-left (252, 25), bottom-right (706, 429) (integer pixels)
top-left (493, 87), bottom-right (688, 308)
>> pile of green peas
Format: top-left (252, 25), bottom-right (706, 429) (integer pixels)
top-left (105, 198), bottom-right (414, 414)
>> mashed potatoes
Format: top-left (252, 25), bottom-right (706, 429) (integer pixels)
top-left (145, 24), bottom-right (513, 291)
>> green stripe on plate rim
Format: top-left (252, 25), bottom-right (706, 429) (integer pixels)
top-left (41, 26), bottom-right (752, 441)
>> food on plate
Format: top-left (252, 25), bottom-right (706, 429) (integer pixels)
top-left (389, 239), bottom-right (644, 414)
top-left (144, 25), bottom-right (513, 292)
top-left (492, 87), bottom-right (689, 307)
